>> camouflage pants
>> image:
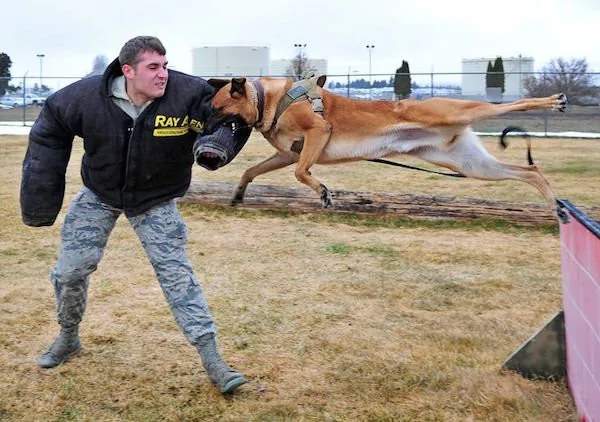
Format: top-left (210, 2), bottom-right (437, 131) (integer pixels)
top-left (51, 187), bottom-right (216, 344)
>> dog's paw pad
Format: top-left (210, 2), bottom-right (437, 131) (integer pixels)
top-left (552, 93), bottom-right (567, 112)
top-left (320, 186), bottom-right (333, 208)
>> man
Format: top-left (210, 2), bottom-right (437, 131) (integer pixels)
top-left (20, 36), bottom-right (251, 394)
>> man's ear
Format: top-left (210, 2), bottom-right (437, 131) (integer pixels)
top-left (230, 77), bottom-right (247, 97)
top-left (122, 64), bottom-right (135, 79)
top-left (207, 78), bottom-right (230, 90)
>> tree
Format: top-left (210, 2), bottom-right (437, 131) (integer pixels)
top-left (486, 57), bottom-right (505, 93)
top-left (485, 61), bottom-right (493, 89)
top-left (0, 52), bottom-right (12, 96)
top-left (493, 56), bottom-right (505, 93)
top-left (287, 51), bottom-right (310, 80)
top-left (524, 58), bottom-right (597, 105)
top-left (394, 60), bottom-right (411, 99)
top-left (86, 55), bottom-right (109, 77)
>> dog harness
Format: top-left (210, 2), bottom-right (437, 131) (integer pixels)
top-left (274, 77), bottom-right (324, 122)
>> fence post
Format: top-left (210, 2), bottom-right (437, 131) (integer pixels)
top-left (22, 75), bottom-right (27, 127)
top-left (544, 109), bottom-right (548, 137)
top-left (430, 72), bottom-right (434, 97)
top-left (346, 73), bottom-right (350, 98)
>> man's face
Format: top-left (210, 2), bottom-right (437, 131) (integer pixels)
top-left (122, 50), bottom-right (168, 102)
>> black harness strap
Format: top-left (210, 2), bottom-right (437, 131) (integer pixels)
top-left (367, 158), bottom-right (466, 178)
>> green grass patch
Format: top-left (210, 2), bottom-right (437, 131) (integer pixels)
top-left (325, 243), bottom-right (351, 255)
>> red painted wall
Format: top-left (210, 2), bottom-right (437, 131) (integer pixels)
top-left (560, 201), bottom-right (600, 422)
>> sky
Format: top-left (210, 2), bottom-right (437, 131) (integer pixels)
top-left (4, 0), bottom-right (599, 86)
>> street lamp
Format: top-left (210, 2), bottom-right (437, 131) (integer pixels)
top-left (366, 45), bottom-right (375, 99)
top-left (36, 53), bottom-right (45, 90)
top-left (518, 53), bottom-right (523, 98)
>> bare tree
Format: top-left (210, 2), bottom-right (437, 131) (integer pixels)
top-left (287, 51), bottom-right (310, 80)
top-left (86, 55), bottom-right (109, 77)
top-left (524, 58), bottom-right (597, 105)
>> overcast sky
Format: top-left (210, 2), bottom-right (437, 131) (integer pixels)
top-left (4, 0), bottom-right (599, 84)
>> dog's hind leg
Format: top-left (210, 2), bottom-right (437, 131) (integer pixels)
top-left (410, 130), bottom-right (557, 210)
top-left (455, 93), bottom-right (567, 125)
top-left (294, 125), bottom-right (333, 207)
top-left (231, 152), bottom-right (298, 205)
top-left (401, 94), bottom-right (567, 127)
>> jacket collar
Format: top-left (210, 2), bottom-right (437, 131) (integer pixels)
top-left (101, 58), bottom-right (124, 97)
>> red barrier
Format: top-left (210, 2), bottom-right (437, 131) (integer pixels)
top-left (559, 200), bottom-right (600, 422)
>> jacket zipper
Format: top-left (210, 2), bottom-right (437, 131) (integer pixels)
top-left (120, 102), bottom-right (158, 209)
top-left (121, 124), bottom-right (135, 206)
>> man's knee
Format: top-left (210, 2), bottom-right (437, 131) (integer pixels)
top-left (52, 255), bottom-right (99, 284)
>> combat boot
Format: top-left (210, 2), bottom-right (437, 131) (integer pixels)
top-left (196, 334), bottom-right (247, 394)
top-left (37, 326), bottom-right (81, 368)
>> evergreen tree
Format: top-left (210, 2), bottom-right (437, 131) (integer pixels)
top-left (485, 61), bottom-right (493, 89)
top-left (0, 53), bottom-right (12, 96)
top-left (494, 56), bottom-right (505, 93)
top-left (394, 60), bottom-right (411, 99)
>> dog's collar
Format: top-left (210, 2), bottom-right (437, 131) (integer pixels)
top-left (251, 79), bottom-right (265, 129)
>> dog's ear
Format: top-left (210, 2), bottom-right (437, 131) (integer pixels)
top-left (207, 79), bottom-right (230, 90)
top-left (230, 77), bottom-right (247, 97)
top-left (316, 75), bottom-right (327, 88)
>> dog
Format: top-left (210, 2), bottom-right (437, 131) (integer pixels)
top-left (206, 76), bottom-right (567, 217)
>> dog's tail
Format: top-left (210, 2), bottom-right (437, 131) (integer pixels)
top-left (500, 126), bottom-right (534, 166)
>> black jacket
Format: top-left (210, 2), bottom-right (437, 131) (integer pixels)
top-left (21, 58), bottom-right (219, 226)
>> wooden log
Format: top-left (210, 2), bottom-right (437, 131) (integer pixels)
top-left (181, 181), bottom-right (600, 226)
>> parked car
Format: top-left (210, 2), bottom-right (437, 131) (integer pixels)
top-left (0, 96), bottom-right (18, 107)
top-left (0, 94), bottom-right (45, 107)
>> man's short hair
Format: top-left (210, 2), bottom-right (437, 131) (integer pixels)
top-left (119, 36), bottom-right (166, 67)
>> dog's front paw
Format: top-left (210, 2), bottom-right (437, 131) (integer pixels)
top-left (552, 93), bottom-right (567, 112)
top-left (230, 186), bottom-right (247, 206)
top-left (320, 184), bottom-right (333, 208)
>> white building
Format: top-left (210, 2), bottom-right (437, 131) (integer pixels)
top-left (270, 59), bottom-right (328, 77)
top-left (461, 56), bottom-right (534, 98)
top-left (192, 46), bottom-right (270, 77)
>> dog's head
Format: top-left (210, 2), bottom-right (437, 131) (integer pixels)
top-left (206, 77), bottom-right (256, 130)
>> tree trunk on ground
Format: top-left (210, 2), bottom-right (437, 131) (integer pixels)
top-left (181, 181), bottom-right (600, 226)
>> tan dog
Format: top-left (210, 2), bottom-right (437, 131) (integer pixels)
top-left (207, 77), bottom-right (567, 216)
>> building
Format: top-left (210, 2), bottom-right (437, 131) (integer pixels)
top-left (192, 46), bottom-right (270, 77)
top-left (461, 56), bottom-right (534, 98)
top-left (270, 59), bottom-right (328, 77)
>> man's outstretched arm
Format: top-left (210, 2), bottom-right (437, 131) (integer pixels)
top-left (20, 98), bottom-right (75, 227)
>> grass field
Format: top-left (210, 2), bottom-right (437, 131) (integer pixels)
top-left (2, 133), bottom-right (598, 421)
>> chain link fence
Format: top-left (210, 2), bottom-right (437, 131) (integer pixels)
top-left (1, 72), bottom-right (599, 135)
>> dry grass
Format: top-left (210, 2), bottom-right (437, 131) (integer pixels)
top-left (2, 133), bottom-right (597, 421)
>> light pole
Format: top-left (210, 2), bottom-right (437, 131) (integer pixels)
top-left (518, 53), bottom-right (522, 98)
top-left (366, 45), bottom-right (375, 99)
top-left (293, 43), bottom-right (307, 79)
top-left (36, 53), bottom-right (45, 90)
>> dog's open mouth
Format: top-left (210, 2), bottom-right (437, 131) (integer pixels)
top-left (194, 145), bottom-right (229, 171)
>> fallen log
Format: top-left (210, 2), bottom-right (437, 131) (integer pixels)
top-left (181, 181), bottom-right (600, 226)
